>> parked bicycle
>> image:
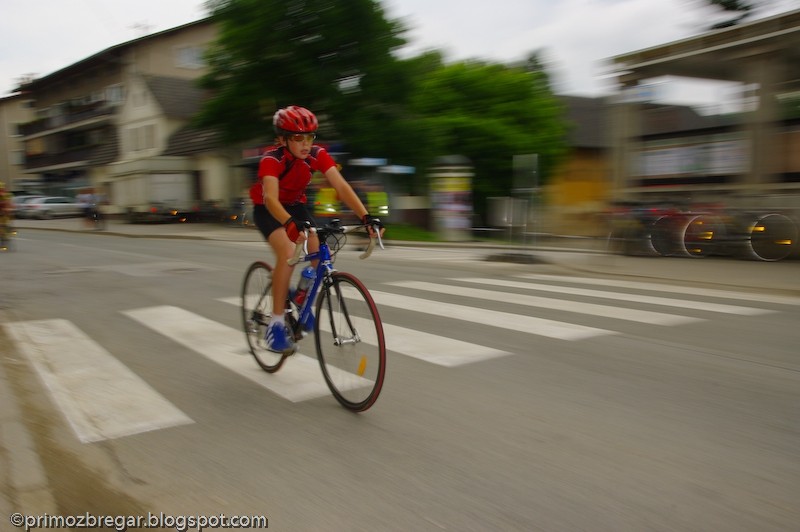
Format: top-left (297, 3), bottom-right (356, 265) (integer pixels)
top-left (226, 198), bottom-right (252, 227)
top-left (241, 220), bottom-right (386, 412)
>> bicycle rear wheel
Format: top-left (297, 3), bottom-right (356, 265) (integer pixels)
top-left (241, 261), bottom-right (286, 372)
top-left (315, 272), bottom-right (385, 412)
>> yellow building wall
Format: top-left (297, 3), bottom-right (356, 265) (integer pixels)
top-left (543, 148), bottom-right (611, 236)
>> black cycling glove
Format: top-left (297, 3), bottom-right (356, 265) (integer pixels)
top-left (361, 213), bottom-right (384, 230)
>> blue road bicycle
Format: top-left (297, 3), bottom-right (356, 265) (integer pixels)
top-left (241, 220), bottom-right (386, 412)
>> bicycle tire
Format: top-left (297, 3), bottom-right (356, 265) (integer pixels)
top-left (241, 261), bottom-right (286, 372)
top-left (314, 272), bottom-right (385, 412)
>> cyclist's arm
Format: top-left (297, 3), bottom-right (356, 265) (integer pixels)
top-left (262, 176), bottom-right (293, 226)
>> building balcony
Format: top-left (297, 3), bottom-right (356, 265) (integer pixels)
top-left (19, 102), bottom-right (116, 137)
top-left (24, 148), bottom-right (96, 171)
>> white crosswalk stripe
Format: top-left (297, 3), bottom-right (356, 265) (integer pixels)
top-left (6, 273), bottom-right (789, 423)
top-left (387, 281), bottom-right (702, 326)
top-left (2, 319), bottom-right (193, 443)
top-left (217, 297), bottom-right (510, 366)
top-left (368, 290), bottom-right (614, 341)
top-left (123, 305), bottom-right (335, 403)
top-left (518, 273), bottom-right (800, 306)
top-left (456, 278), bottom-right (774, 316)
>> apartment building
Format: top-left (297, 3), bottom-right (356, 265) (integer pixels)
top-left (0, 93), bottom-right (35, 192)
top-left (14, 18), bottom-right (248, 217)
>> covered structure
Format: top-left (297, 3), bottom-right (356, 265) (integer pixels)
top-left (609, 9), bottom-right (800, 208)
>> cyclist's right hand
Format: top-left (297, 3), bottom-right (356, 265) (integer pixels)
top-left (284, 217), bottom-right (310, 242)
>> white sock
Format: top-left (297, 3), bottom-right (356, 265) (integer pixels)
top-left (269, 313), bottom-right (285, 326)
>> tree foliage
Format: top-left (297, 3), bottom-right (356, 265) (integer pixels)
top-left (197, 0), bottom-right (407, 142)
top-left (196, 0), bottom-right (569, 221)
top-left (408, 61), bottom-right (568, 219)
top-left (702, 0), bottom-right (754, 29)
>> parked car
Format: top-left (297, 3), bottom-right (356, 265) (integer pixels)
top-left (10, 195), bottom-right (45, 218)
top-left (19, 196), bottom-right (84, 219)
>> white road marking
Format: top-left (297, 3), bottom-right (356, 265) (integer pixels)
top-left (518, 273), bottom-right (800, 306)
top-left (368, 291), bottom-right (614, 341)
top-left (123, 306), bottom-right (336, 402)
top-left (218, 297), bottom-right (510, 366)
top-left (388, 281), bottom-right (701, 326)
top-left (3, 320), bottom-right (193, 443)
top-left (459, 278), bottom-right (773, 316)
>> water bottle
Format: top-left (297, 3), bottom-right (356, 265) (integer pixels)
top-left (293, 266), bottom-right (316, 306)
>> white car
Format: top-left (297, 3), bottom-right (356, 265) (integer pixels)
top-left (10, 195), bottom-right (45, 218)
top-left (19, 196), bottom-right (84, 219)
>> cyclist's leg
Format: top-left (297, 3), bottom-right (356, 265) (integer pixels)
top-left (241, 261), bottom-right (286, 372)
top-left (253, 204), bottom-right (298, 352)
top-left (292, 203), bottom-right (320, 263)
top-left (267, 229), bottom-right (296, 316)
top-left (269, 203), bottom-right (320, 311)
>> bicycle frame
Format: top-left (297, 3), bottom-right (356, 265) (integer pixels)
top-left (291, 237), bottom-right (334, 333)
top-left (287, 224), bottom-right (382, 334)
top-left (241, 219), bottom-right (386, 410)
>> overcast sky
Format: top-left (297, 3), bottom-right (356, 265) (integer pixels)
top-left (2, 0), bottom-right (798, 108)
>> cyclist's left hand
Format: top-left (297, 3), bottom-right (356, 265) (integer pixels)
top-left (362, 214), bottom-right (385, 238)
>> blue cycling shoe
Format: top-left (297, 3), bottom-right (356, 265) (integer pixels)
top-left (266, 322), bottom-right (295, 354)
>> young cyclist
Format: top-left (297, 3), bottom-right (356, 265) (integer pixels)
top-left (251, 105), bottom-right (384, 353)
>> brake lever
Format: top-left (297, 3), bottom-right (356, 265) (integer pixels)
top-left (287, 229), bottom-right (309, 266)
top-left (358, 225), bottom-right (384, 260)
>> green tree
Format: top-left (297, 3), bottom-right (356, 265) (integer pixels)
top-left (409, 60), bottom-right (568, 222)
top-left (328, 50), bottom-right (446, 182)
top-left (196, 2), bottom-right (568, 224)
top-left (197, 0), bottom-right (407, 143)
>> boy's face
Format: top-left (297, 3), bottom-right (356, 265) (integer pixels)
top-left (282, 133), bottom-right (315, 159)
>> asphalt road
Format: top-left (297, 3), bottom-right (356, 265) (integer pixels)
top-left (1, 230), bottom-right (799, 531)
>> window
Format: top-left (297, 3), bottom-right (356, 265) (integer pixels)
top-left (128, 124), bottom-right (157, 152)
top-left (144, 124), bottom-right (155, 150)
top-left (133, 89), bottom-right (147, 108)
top-left (65, 131), bottom-right (89, 150)
top-left (106, 84), bottom-right (124, 106)
top-left (175, 45), bottom-right (205, 69)
top-left (26, 138), bottom-right (45, 156)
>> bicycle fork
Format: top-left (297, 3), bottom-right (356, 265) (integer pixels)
top-left (325, 281), bottom-right (361, 347)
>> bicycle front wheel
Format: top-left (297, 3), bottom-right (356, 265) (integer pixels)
top-left (315, 272), bottom-right (385, 412)
top-left (241, 261), bottom-right (285, 372)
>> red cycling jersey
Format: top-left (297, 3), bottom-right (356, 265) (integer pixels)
top-left (250, 145), bottom-right (336, 206)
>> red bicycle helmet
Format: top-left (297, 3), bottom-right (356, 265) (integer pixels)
top-left (273, 106), bottom-right (319, 135)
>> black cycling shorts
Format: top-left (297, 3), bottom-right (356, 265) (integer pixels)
top-left (253, 203), bottom-right (316, 240)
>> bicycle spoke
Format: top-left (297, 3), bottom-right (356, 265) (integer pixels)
top-left (241, 261), bottom-right (286, 372)
top-left (315, 272), bottom-right (385, 411)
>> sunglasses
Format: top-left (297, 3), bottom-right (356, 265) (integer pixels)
top-left (287, 133), bottom-right (317, 143)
